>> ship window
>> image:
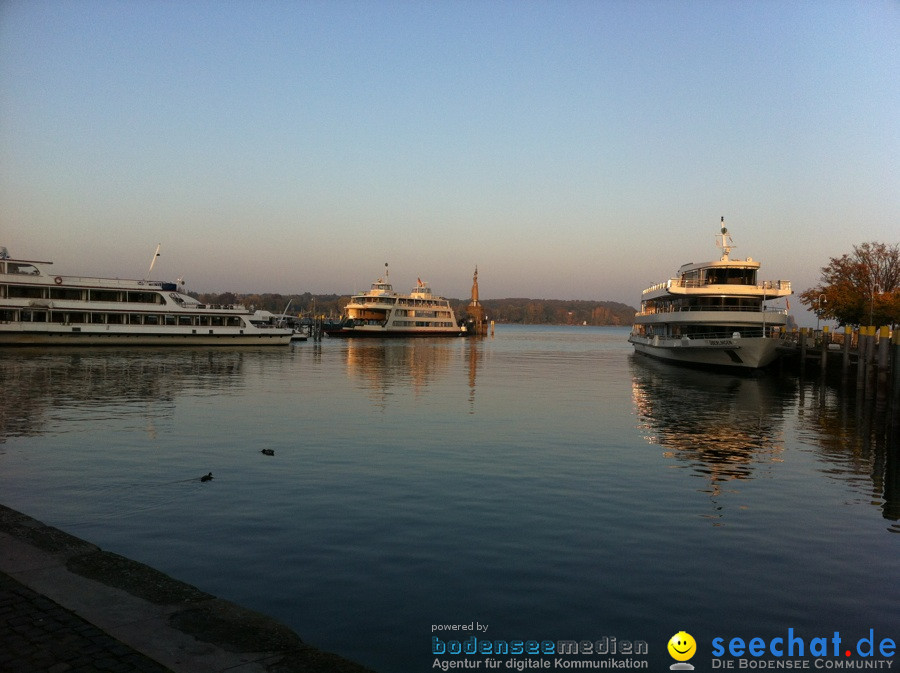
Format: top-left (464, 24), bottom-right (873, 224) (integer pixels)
top-left (706, 268), bottom-right (757, 285)
top-left (49, 288), bottom-right (83, 301)
top-left (127, 291), bottom-right (158, 303)
top-left (91, 289), bottom-right (121, 302)
top-left (8, 286), bottom-right (44, 299)
top-left (6, 263), bottom-right (40, 275)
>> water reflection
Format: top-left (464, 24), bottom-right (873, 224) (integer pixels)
top-left (630, 355), bottom-right (792, 518)
top-left (343, 339), bottom-right (454, 385)
top-left (465, 337), bottom-right (483, 413)
top-left (0, 348), bottom-right (251, 442)
top-left (794, 374), bottom-right (900, 532)
top-left (631, 354), bottom-right (900, 531)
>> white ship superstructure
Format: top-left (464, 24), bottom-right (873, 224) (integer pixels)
top-left (0, 247), bottom-right (293, 346)
top-left (326, 266), bottom-right (462, 337)
top-left (628, 220), bottom-right (792, 369)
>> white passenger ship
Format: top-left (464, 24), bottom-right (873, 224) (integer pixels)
top-left (0, 247), bottom-right (293, 346)
top-left (628, 220), bottom-right (792, 369)
top-left (326, 267), bottom-right (463, 337)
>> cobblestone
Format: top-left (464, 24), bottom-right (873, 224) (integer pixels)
top-left (0, 571), bottom-right (172, 673)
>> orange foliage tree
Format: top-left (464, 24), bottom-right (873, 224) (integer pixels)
top-left (799, 241), bottom-right (900, 327)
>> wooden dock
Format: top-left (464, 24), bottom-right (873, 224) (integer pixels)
top-left (776, 326), bottom-right (900, 421)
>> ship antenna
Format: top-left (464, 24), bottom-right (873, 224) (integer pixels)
top-left (147, 243), bottom-right (161, 278)
top-left (717, 217), bottom-right (733, 261)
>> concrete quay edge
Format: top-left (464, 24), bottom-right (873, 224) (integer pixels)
top-left (0, 504), bottom-right (375, 673)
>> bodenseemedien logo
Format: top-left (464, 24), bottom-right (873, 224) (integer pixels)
top-left (668, 631), bottom-right (697, 670)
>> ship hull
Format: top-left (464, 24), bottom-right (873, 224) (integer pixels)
top-left (0, 324), bottom-right (292, 346)
top-left (629, 334), bottom-right (781, 369)
top-left (325, 326), bottom-right (463, 338)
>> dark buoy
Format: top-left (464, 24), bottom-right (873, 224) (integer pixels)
top-left (201, 472), bottom-right (213, 482)
top-left (261, 449), bottom-right (275, 456)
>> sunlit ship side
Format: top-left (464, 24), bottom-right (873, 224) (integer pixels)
top-left (628, 220), bottom-right (792, 369)
top-left (0, 247), bottom-right (293, 346)
top-left (326, 267), bottom-right (463, 338)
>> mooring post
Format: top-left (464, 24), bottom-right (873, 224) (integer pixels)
top-left (842, 326), bottom-right (852, 376)
top-left (876, 326), bottom-right (890, 403)
top-left (820, 325), bottom-right (829, 373)
top-left (799, 328), bottom-right (808, 375)
top-left (865, 326), bottom-right (877, 400)
top-left (857, 327), bottom-right (868, 390)
top-left (891, 328), bottom-right (900, 422)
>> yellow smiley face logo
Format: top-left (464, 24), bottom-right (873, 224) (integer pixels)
top-left (667, 631), bottom-right (696, 662)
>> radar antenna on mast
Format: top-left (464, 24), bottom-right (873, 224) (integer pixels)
top-left (716, 217), bottom-right (734, 260)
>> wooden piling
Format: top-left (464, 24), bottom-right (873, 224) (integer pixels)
top-left (892, 329), bottom-right (900, 424)
top-left (820, 326), bottom-right (829, 374)
top-left (857, 327), bottom-right (868, 390)
top-left (865, 327), bottom-right (877, 400)
top-left (876, 326), bottom-right (890, 403)
top-left (842, 325), bottom-right (852, 376)
top-left (799, 328), bottom-right (808, 375)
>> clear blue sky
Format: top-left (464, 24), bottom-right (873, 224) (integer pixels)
top-left (1, 0), bottom-right (897, 315)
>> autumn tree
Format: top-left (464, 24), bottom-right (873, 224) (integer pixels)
top-left (800, 241), bottom-right (900, 327)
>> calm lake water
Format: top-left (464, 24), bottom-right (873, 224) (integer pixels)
top-left (1, 326), bottom-right (897, 672)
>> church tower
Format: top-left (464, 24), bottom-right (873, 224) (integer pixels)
top-left (465, 266), bottom-right (487, 335)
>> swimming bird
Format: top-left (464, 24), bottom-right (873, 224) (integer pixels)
top-left (201, 472), bottom-right (213, 482)
top-left (260, 449), bottom-right (275, 456)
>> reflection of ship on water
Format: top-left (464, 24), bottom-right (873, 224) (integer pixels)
top-left (630, 354), bottom-right (792, 508)
top-left (342, 338), bottom-right (488, 413)
top-left (0, 348), bottom-right (252, 442)
top-left (343, 340), bottom-right (455, 404)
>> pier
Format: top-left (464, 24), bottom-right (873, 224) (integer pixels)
top-left (776, 326), bottom-right (900, 442)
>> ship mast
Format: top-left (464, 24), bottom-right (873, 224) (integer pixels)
top-left (716, 217), bottom-right (734, 261)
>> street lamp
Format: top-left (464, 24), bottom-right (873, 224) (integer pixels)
top-left (815, 294), bottom-right (826, 332)
top-left (869, 285), bottom-right (879, 327)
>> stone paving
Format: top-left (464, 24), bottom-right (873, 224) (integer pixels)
top-left (0, 570), bottom-right (173, 673)
top-left (0, 504), bottom-right (375, 673)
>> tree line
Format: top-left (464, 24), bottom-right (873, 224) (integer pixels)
top-left (187, 290), bottom-right (637, 326)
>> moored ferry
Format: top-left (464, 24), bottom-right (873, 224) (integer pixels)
top-left (326, 266), bottom-right (463, 337)
top-left (628, 220), bottom-right (792, 369)
top-left (0, 246), bottom-right (293, 346)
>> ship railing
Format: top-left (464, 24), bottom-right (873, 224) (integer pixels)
top-left (645, 328), bottom-right (771, 341)
top-left (635, 306), bottom-right (789, 316)
top-left (642, 279), bottom-right (792, 294)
